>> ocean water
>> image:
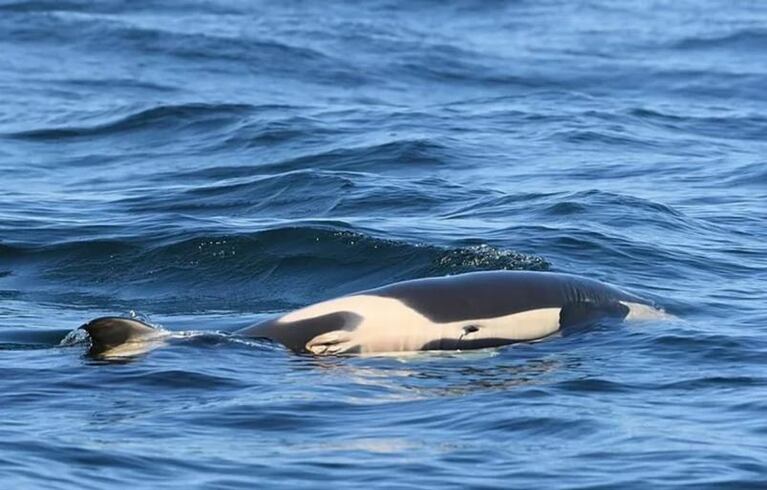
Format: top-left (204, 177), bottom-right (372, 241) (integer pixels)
top-left (1, 0), bottom-right (766, 488)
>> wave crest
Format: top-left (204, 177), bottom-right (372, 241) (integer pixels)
top-left (1, 226), bottom-right (548, 310)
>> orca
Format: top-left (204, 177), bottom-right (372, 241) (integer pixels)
top-left (80, 271), bottom-right (664, 358)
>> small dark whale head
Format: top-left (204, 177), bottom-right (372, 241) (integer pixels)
top-left (80, 316), bottom-right (158, 356)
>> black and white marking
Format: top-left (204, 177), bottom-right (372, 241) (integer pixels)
top-left (81, 271), bottom-right (664, 357)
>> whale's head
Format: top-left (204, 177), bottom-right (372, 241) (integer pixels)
top-left (80, 316), bottom-right (163, 358)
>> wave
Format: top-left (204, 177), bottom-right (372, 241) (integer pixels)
top-left (263, 138), bottom-right (452, 172)
top-left (0, 0), bottom-right (93, 13)
top-left (124, 137), bottom-right (452, 187)
top-left (0, 11), bottom-right (366, 86)
top-left (671, 28), bottom-right (767, 52)
top-left (6, 103), bottom-right (259, 140)
top-left (720, 161), bottom-right (767, 187)
top-left (630, 107), bottom-right (767, 142)
top-left (0, 225), bottom-right (549, 310)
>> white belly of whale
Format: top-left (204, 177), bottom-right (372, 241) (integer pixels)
top-left (282, 295), bottom-right (565, 355)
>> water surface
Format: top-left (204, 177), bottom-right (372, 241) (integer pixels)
top-left (1, 1), bottom-right (766, 488)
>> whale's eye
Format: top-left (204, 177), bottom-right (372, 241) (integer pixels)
top-left (462, 325), bottom-right (480, 335)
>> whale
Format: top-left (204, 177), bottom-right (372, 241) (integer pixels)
top-left (80, 271), bottom-right (664, 358)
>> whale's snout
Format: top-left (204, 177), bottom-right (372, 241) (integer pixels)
top-left (80, 316), bottom-right (163, 357)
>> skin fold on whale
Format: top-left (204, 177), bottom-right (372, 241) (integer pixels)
top-left (80, 271), bottom-right (665, 358)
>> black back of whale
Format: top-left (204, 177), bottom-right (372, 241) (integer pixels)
top-left (368, 271), bottom-right (647, 323)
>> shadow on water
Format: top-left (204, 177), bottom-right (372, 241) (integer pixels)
top-left (292, 346), bottom-right (571, 398)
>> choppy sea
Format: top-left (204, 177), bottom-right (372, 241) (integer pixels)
top-left (1, 1), bottom-right (766, 488)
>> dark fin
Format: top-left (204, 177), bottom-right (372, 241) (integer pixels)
top-left (559, 301), bottom-right (630, 329)
top-left (80, 317), bottom-right (157, 355)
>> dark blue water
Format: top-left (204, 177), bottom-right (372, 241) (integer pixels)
top-left (2, 1), bottom-right (766, 488)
